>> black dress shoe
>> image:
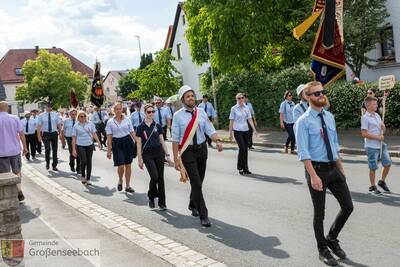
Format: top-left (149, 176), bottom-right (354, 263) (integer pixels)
top-left (239, 170), bottom-right (244, 175)
top-left (125, 187), bottom-right (135, 193)
top-left (319, 249), bottom-right (338, 266)
top-left (191, 209), bottom-right (199, 217)
top-left (46, 165), bottom-right (50, 170)
top-left (243, 170), bottom-right (252, 175)
top-left (117, 184), bottom-right (123, 191)
top-left (70, 166), bottom-right (75, 172)
top-left (200, 218), bottom-right (211, 227)
top-left (159, 204), bottom-right (167, 211)
top-left (52, 167), bottom-right (59, 171)
top-left (326, 236), bottom-right (346, 259)
top-left (18, 191), bottom-right (25, 202)
top-left (149, 199), bottom-right (155, 209)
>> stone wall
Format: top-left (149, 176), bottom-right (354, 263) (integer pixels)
top-left (0, 173), bottom-right (22, 239)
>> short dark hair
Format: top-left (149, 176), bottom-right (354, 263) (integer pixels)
top-left (202, 94), bottom-right (208, 99)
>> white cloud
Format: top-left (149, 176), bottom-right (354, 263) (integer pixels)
top-left (0, 0), bottom-right (168, 73)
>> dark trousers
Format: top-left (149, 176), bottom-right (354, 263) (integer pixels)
top-left (25, 134), bottom-right (37, 159)
top-left (95, 123), bottom-right (107, 146)
top-left (66, 137), bottom-right (80, 171)
top-left (43, 132), bottom-right (58, 168)
top-left (234, 130), bottom-right (250, 171)
top-left (143, 148), bottom-right (166, 206)
top-left (205, 117), bottom-right (213, 146)
top-left (77, 145), bottom-right (94, 180)
top-left (247, 121), bottom-right (253, 147)
top-left (181, 143), bottom-right (208, 219)
top-left (284, 122), bottom-right (295, 151)
top-left (162, 126), bottom-right (168, 140)
top-left (35, 130), bottom-right (42, 153)
top-left (306, 164), bottom-right (354, 251)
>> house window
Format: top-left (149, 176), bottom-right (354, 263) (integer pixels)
top-left (177, 43), bottom-right (182, 60)
top-left (106, 87), bottom-right (110, 94)
top-left (380, 26), bottom-right (395, 61)
top-left (182, 15), bottom-right (186, 25)
top-left (15, 68), bottom-right (23, 76)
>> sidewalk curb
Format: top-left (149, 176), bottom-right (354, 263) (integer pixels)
top-left (22, 164), bottom-right (227, 267)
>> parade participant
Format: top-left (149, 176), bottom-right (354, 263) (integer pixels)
top-left (0, 101), bottom-right (28, 201)
top-left (136, 103), bottom-right (173, 210)
top-left (361, 96), bottom-right (392, 194)
top-left (165, 100), bottom-right (175, 138)
top-left (129, 102), bottom-right (145, 131)
top-left (279, 91), bottom-right (296, 153)
top-left (293, 84), bottom-right (309, 123)
top-left (37, 102), bottom-right (62, 171)
top-left (72, 111), bottom-right (101, 186)
top-left (63, 109), bottom-right (80, 173)
top-left (361, 89), bottom-right (383, 116)
top-left (229, 93), bottom-right (257, 175)
top-left (154, 97), bottom-right (171, 141)
top-left (295, 81), bottom-right (353, 266)
top-left (59, 109), bottom-right (67, 149)
top-left (31, 108), bottom-right (42, 154)
top-left (244, 94), bottom-right (256, 149)
top-left (106, 102), bottom-right (136, 193)
top-left (198, 95), bottom-right (217, 147)
top-left (91, 106), bottom-right (108, 148)
top-left (172, 85), bottom-right (223, 227)
top-left (20, 110), bottom-right (37, 160)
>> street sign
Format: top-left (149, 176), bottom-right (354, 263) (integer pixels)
top-left (378, 75), bottom-right (396, 91)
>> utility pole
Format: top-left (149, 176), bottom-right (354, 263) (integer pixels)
top-left (208, 41), bottom-right (219, 128)
top-left (134, 35), bottom-right (142, 66)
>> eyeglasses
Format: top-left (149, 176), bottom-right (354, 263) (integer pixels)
top-left (307, 90), bottom-right (327, 97)
top-left (237, 97), bottom-right (244, 100)
top-left (155, 102), bottom-right (162, 105)
top-left (146, 110), bottom-right (155, 114)
top-left (79, 115), bottom-right (86, 118)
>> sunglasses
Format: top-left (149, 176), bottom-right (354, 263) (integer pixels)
top-left (237, 97), bottom-right (244, 100)
top-left (307, 89), bottom-right (327, 97)
top-left (287, 94), bottom-right (293, 97)
top-left (368, 91), bottom-right (373, 95)
top-left (146, 110), bottom-right (155, 114)
top-left (79, 115), bottom-right (86, 118)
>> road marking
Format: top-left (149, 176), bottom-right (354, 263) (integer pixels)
top-left (22, 163), bottom-right (226, 267)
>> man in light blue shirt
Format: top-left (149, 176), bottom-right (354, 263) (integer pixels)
top-left (154, 97), bottom-right (171, 140)
top-left (37, 102), bottom-right (62, 170)
top-left (130, 103), bottom-right (145, 131)
top-left (295, 81), bottom-right (353, 266)
top-left (20, 110), bottom-right (37, 160)
top-left (198, 95), bottom-right (217, 147)
top-left (63, 109), bottom-right (80, 173)
top-left (90, 106), bottom-right (108, 147)
top-left (279, 91), bottom-right (296, 153)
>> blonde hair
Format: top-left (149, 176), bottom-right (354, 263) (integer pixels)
top-left (113, 102), bottom-right (125, 120)
top-left (303, 81), bottom-right (323, 95)
top-left (236, 93), bottom-right (244, 100)
top-left (77, 110), bottom-right (88, 121)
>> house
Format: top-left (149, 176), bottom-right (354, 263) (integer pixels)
top-left (346, 0), bottom-right (400, 82)
top-left (0, 46), bottom-right (93, 115)
top-left (102, 70), bottom-right (128, 103)
top-left (165, 2), bottom-right (210, 99)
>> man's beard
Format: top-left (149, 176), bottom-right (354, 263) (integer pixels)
top-left (310, 96), bottom-right (327, 107)
top-left (184, 99), bottom-right (196, 108)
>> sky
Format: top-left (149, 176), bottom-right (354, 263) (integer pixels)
top-left (0, 0), bottom-right (179, 73)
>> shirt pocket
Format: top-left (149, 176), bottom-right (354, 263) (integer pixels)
top-left (308, 128), bottom-right (321, 149)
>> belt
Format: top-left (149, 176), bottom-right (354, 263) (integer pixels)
top-left (312, 161), bottom-right (336, 170)
top-left (187, 142), bottom-right (206, 150)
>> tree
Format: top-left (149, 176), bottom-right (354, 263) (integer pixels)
top-left (117, 69), bottom-right (139, 98)
top-left (184, 0), bottom-right (315, 73)
top-left (15, 50), bottom-right (89, 108)
top-left (139, 53), bottom-right (154, 69)
top-left (128, 49), bottom-right (180, 100)
top-left (344, 0), bottom-right (390, 78)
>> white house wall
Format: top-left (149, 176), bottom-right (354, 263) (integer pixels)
top-left (103, 73), bottom-right (119, 103)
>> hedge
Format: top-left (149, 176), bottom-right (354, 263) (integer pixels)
top-left (204, 65), bottom-right (400, 129)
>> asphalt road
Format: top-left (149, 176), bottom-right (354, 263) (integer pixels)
top-left (24, 142), bottom-right (400, 267)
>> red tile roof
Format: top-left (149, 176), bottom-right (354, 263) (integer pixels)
top-left (0, 47), bottom-right (93, 84)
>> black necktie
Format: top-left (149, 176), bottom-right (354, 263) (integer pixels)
top-left (169, 107), bottom-right (173, 117)
top-left (204, 103), bottom-right (208, 114)
top-left (186, 110), bottom-right (197, 145)
top-left (158, 109), bottom-right (162, 125)
top-left (26, 118), bottom-right (29, 133)
top-left (318, 113), bottom-right (334, 162)
top-left (48, 112), bottom-right (52, 132)
top-left (138, 112), bottom-right (142, 123)
top-left (72, 119), bottom-right (75, 127)
top-left (98, 111), bottom-right (102, 122)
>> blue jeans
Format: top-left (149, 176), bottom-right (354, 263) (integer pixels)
top-left (366, 144), bottom-right (391, 170)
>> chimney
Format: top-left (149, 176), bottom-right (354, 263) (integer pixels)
top-left (52, 46), bottom-right (56, 49)
top-left (35, 45), bottom-right (39, 53)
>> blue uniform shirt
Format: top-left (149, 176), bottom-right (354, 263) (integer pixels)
top-left (293, 100), bottom-right (309, 123)
top-left (155, 107), bottom-right (170, 127)
top-left (172, 107), bottom-right (216, 145)
top-left (105, 117), bottom-right (134, 138)
top-left (198, 102), bottom-right (217, 118)
top-left (229, 104), bottom-right (252, 132)
top-left (72, 122), bottom-right (96, 146)
top-left (295, 107), bottom-right (340, 162)
top-left (279, 100), bottom-right (295, 124)
top-left (246, 102), bottom-right (255, 117)
top-left (90, 110), bottom-right (108, 124)
top-left (37, 111), bottom-right (62, 133)
top-left (63, 118), bottom-right (76, 138)
top-left (130, 111), bottom-right (145, 129)
top-left (20, 117), bottom-right (37, 135)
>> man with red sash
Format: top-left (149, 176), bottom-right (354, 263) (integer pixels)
top-left (172, 85), bottom-right (223, 227)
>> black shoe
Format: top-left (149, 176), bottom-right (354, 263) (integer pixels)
top-left (70, 166), bottom-right (75, 172)
top-left (243, 170), bottom-right (252, 175)
top-left (18, 191), bottom-right (25, 202)
top-left (319, 249), bottom-right (338, 266)
top-left (159, 204), bottom-right (167, 211)
top-left (149, 199), bottom-right (155, 209)
top-left (249, 146), bottom-right (254, 149)
top-left (369, 185), bottom-right (382, 195)
top-left (200, 218), bottom-right (211, 227)
top-left (46, 164), bottom-right (50, 170)
top-left (191, 209), bottom-right (199, 217)
top-left (52, 167), bottom-right (58, 171)
top-left (239, 170), bottom-right (244, 175)
top-left (326, 236), bottom-right (346, 259)
top-left (125, 187), bottom-right (135, 193)
top-left (86, 180), bottom-right (92, 186)
top-left (76, 168), bottom-right (80, 174)
top-left (377, 180), bottom-right (390, 192)
top-left (117, 184), bottom-right (123, 191)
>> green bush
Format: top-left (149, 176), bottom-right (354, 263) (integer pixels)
top-left (205, 65), bottom-right (400, 129)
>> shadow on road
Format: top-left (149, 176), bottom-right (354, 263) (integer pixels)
top-left (122, 192), bottom-right (149, 206)
top-left (156, 209), bottom-right (290, 260)
top-left (84, 184), bottom-right (116, 197)
top-left (245, 173), bottom-right (303, 185)
top-left (330, 191), bottom-right (400, 207)
top-left (19, 204), bottom-right (41, 224)
top-left (338, 258), bottom-right (370, 267)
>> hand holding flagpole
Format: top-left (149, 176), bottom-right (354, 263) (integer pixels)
top-left (378, 75), bottom-right (395, 160)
